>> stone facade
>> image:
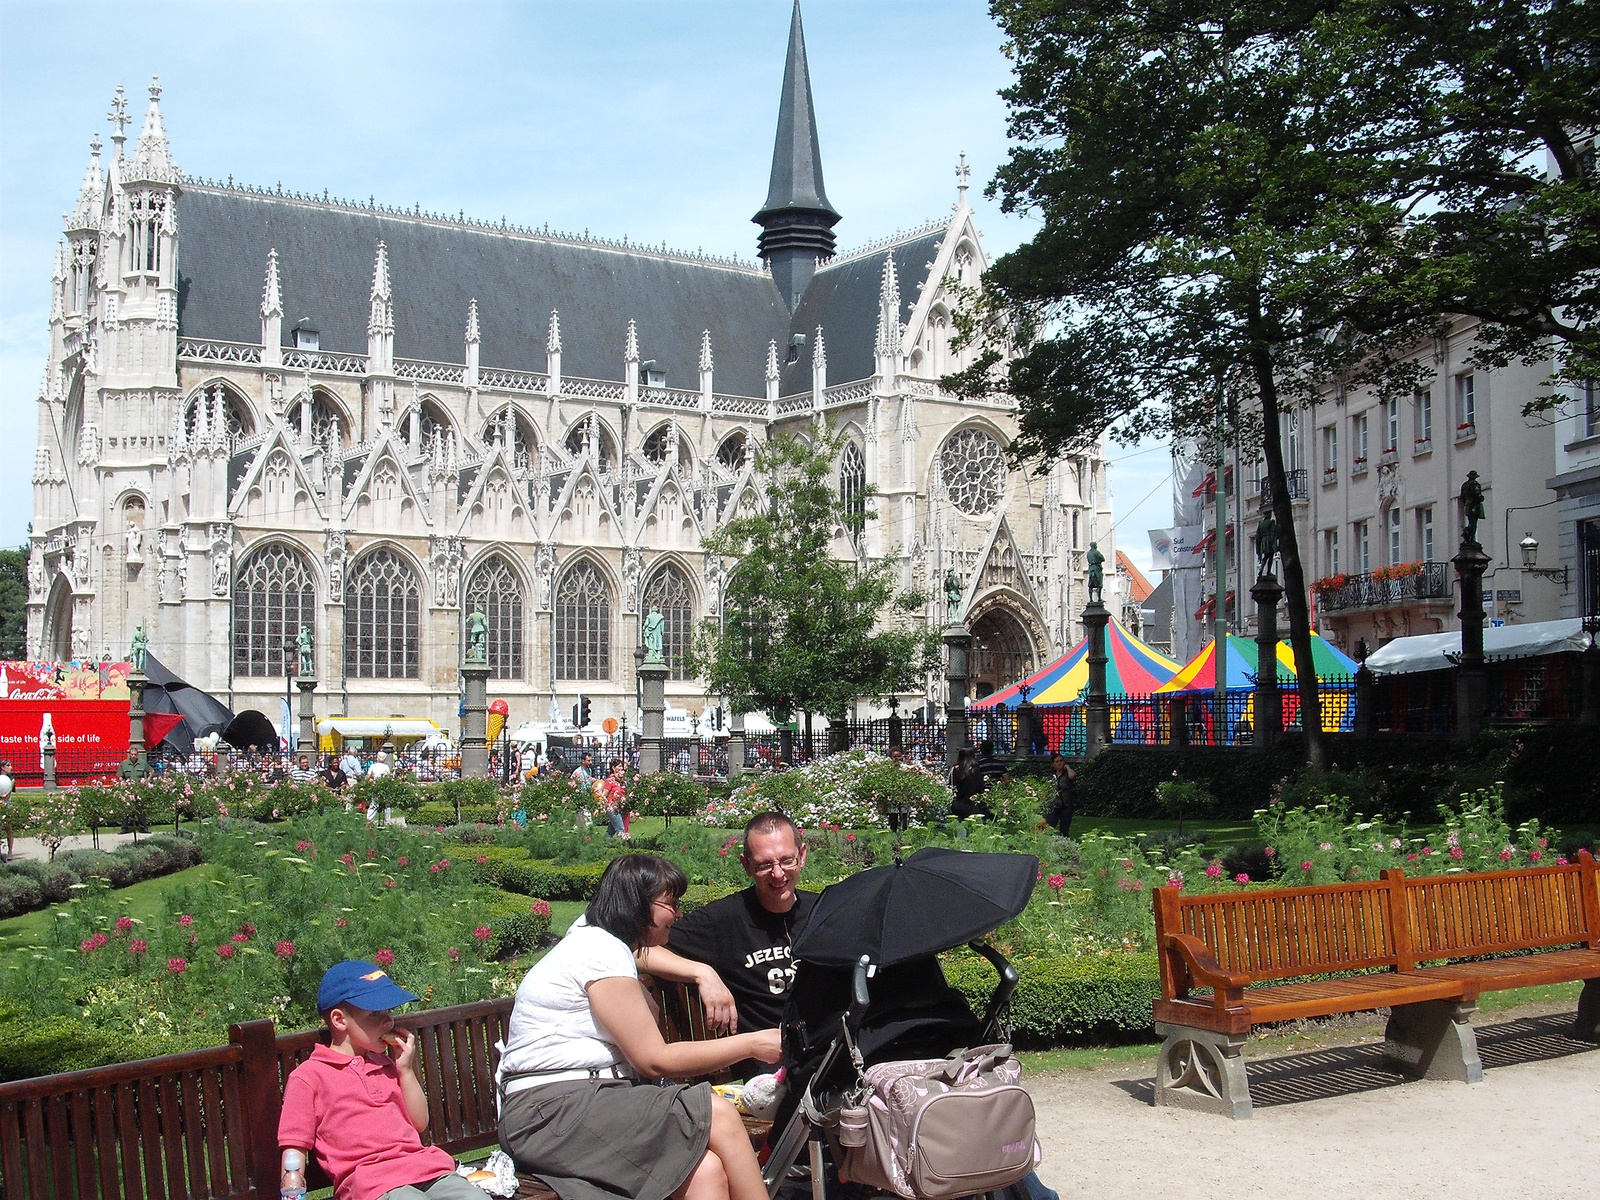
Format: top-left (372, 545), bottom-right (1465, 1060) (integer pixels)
top-left (27, 30), bottom-right (1113, 736)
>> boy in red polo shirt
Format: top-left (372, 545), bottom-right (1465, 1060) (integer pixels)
top-left (279, 961), bottom-right (482, 1200)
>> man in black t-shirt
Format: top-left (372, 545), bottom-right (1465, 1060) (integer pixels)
top-left (639, 812), bottom-right (817, 1062)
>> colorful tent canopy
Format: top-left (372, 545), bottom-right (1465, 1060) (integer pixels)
top-left (1156, 632), bottom-right (1357, 694)
top-left (971, 619), bottom-right (1181, 709)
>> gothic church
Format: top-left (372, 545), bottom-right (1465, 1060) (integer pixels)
top-left (27, 4), bottom-right (1114, 731)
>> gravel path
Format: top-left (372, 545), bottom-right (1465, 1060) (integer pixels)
top-left (1029, 1008), bottom-right (1598, 1199)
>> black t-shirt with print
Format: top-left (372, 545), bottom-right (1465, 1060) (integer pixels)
top-left (666, 886), bottom-right (819, 1033)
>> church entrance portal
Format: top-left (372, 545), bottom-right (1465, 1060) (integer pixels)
top-left (969, 607), bottom-right (1034, 700)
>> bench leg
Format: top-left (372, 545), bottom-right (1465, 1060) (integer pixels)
top-left (1576, 979), bottom-right (1600, 1043)
top-left (1384, 1000), bottom-right (1483, 1083)
top-left (1152, 1022), bottom-right (1252, 1119)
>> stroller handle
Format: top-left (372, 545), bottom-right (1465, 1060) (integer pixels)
top-left (845, 954), bottom-right (872, 1034)
top-left (967, 940), bottom-right (1020, 1042)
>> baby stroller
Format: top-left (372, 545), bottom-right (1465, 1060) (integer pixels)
top-left (760, 847), bottom-right (1040, 1200)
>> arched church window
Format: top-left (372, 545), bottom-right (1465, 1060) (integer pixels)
top-left (292, 390), bottom-right (345, 447)
top-left (641, 564), bottom-right (695, 681)
top-left (127, 193), bottom-right (165, 273)
top-left (184, 383), bottom-right (253, 443)
top-left (232, 543), bottom-right (316, 677)
top-left (344, 548), bottom-right (421, 679)
top-left (642, 425), bottom-right (691, 470)
top-left (479, 406), bottom-right (535, 467)
top-left (554, 560), bottom-right (611, 680)
top-left (839, 441), bottom-right (867, 527)
top-left (564, 420), bottom-right (614, 473)
top-left (716, 431), bottom-right (748, 471)
top-left (465, 555), bottom-right (524, 679)
top-left (939, 428), bottom-right (1006, 517)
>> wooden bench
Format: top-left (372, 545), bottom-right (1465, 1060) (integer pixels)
top-left (1152, 850), bottom-right (1600, 1118)
top-left (0, 983), bottom-right (762, 1199)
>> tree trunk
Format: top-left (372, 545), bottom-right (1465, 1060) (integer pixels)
top-left (1250, 343), bottom-right (1326, 771)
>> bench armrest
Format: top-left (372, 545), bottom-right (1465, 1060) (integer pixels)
top-left (1163, 933), bottom-right (1249, 1002)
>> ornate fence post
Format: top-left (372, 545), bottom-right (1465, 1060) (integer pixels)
top-left (727, 709), bottom-right (746, 779)
top-left (296, 676), bottom-right (319, 753)
top-left (944, 624), bottom-right (972, 774)
top-left (638, 644), bottom-right (666, 774)
top-left (128, 670), bottom-right (149, 768)
top-left (1082, 600), bottom-right (1111, 759)
top-left (1353, 638), bottom-right (1376, 739)
top-left (1251, 573), bottom-right (1283, 751)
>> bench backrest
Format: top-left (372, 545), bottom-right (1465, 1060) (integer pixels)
top-left (1391, 851), bottom-right (1600, 967)
top-left (1154, 878), bottom-right (1400, 993)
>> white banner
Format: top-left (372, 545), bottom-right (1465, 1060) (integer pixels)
top-left (1149, 528), bottom-right (1177, 571)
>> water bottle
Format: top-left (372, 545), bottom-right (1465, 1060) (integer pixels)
top-left (280, 1149), bottom-right (307, 1200)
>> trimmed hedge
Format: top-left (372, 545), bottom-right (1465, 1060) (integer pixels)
top-left (0, 1006), bottom-right (220, 1083)
top-left (482, 891), bottom-right (554, 958)
top-left (943, 952), bottom-right (1160, 1048)
top-left (0, 835), bottom-right (205, 918)
top-left (467, 849), bottom-right (609, 901)
top-left (415, 802), bottom-right (503, 827)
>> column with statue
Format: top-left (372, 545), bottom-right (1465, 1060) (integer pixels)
top-left (460, 607), bottom-right (490, 777)
top-left (1250, 506), bottom-right (1283, 751)
top-left (1082, 543), bottom-right (1111, 758)
top-left (295, 624), bottom-right (319, 753)
top-left (1453, 471), bottom-right (1490, 740)
top-left (128, 623), bottom-right (150, 767)
top-left (639, 605), bottom-right (668, 774)
top-left (943, 571), bottom-right (971, 773)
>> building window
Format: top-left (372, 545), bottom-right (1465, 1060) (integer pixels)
top-left (938, 428), bottom-right (1006, 516)
top-left (1584, 380), bottom-right (1598, 440)
top-left (643, 425), bottom-right (690, 470)
top-left (1387, 507), bottom-right (1402, 564)
top-left (839, 441), bottom-right (867, 528)
top-left (1456, 372), bottom-right (1476, 429)
top-left (184, 384), bottom-right (253, 444)
top-left (1352, 413), bottom-right (1369, 469)
top-left (1415, 388), bottom-right (1433, 445)
top-left (716, 431), bottom-right (749, 471)
top-left (1356, 521), bottom-right (1371, 572)
top-left (232, 543), bottom-right (316, 677)
top-left (555, 560), bottom-right (611, 680)
top-left (1325, 529), bottom-right (1340, 577)
top-left (564, 420), bottom-right (613, 472)
top-left (1322, 425), bottom-right (1338, 477)
top-left (1383, 399), bottom-right (1400, 453)
top-left (1071, 510), bottom-right (1081, 550)
top-left (1418, 506), bottom-right (1435, 562)
top-left (292, 390), bottom-right (345, 448)
top-left (1285, 414), bottom-right (1303, 473)
top-left (641, 564), bottom-right (695, 681)
top-left (127, 194), bottom-right (164, 274)
top-left (344, 548), bottom-right (421, 679)
top-left (464, 555), bottom-right (524, 679)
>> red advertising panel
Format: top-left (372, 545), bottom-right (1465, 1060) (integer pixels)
top-left (0, 699), bottom-right (130, 786)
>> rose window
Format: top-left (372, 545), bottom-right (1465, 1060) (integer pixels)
top-left (940, 429), bottom-right (1005, 516)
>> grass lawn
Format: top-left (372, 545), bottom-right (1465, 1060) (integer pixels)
top-left (0, 863), bottom-right (225, 952)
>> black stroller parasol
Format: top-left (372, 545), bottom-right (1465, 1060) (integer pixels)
top-left (792, 846), bottom-right (1039, 968)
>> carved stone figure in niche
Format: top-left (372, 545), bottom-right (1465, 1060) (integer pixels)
top-left (212, 549), bottom-right (230, 596)
top-left (27, 555), bottom-right (43, 599)
top-left (1254, 507), bottom-right (1278, 579)
top-left (534, 544), bottom-right (555, 608)
top-left (466, 607), bottom-right (489, 663)
top-left (297, 624), bottom-right (315, 677)
top-left (642, 604), bottom-right (666, 665)
top-left (1086, 542), bottom-right (1106, 604)
top-left (125, 522), bottom-right (142, 562)
top-left (622, 547), bottom-right (643, 610)
top-left (1460, 470), bottom-right (1486, 546)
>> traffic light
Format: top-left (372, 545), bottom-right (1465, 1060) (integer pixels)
top-left (579, 695), bottom-right (592, 728)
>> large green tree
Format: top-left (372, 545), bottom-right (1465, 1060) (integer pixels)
top-left (689, 433), bottom-right (937, 736)
top-left (955, 1), bottom-right (1447, 766)
top-left (0, 545), bottom-right (27, 660)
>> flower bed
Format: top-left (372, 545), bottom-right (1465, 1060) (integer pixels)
top-left (701, 750), bottom-right (951, 829)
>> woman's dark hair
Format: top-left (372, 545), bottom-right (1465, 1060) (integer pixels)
top-left (954, 746), bottom-right (976, 778)
top-left (585, 854), bottom-right (688, 948)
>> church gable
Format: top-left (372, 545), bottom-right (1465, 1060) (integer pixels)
top-left (551, 462), bottom-right (619, 546)
top-left (229, 428), bottom-right (326, 526)
top-left (344, 432), bottom-right (431, 532)
top-left (455, 446), bottom-right (531, 541)
top-left (966, 512), bottom-right (1040, 615)
top-left (638, 465), bottom-right (703, 549)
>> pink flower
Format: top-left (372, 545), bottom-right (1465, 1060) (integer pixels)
top-left (1301, 861), bottom-right (1314, 872)
top-left (115, 917), bottom-right (134, 934)
top-left (188, 934), bottom-right (197, 947)
top-left (231, 932), bottom-right (248, 944)
top-left (1499, 848), bottom-right (1513, 861)
top-left (429, 863), bottom-right (442, 874)
top-left (1263, 847), bottom-right (1276, 858)
top-left (340, 852), bottom-right (354, 867)
top-left (239, 922), bottom-right (256, 937)
top-left (476, 854), bottom-right (488, 864)
top-left (1166, 876), bottom-right (1184, 890)
top-left (531, 899), bottom-right (551, 917)
top-left (1407, 853), bottom-right (1419, 862)
top-left (718, 847), bottom-right (729, 857)
top-left (216, 944), bottom-right (236, 959)
top-left (1319, 842), bottom-right (1333, 852)
top-left (1205, 863), bottom-right (1222, 879)
top-left (1449, 847), bottom-right (1464, 860)
top-left (80, 938), bottom-right (96, 953)
top-left (276, 940), bottom-right (294, 958)
top-left (446, 947), bottom-right (462, 963)
top-left (1557, 857), bottom-right (1570, 866)
top-left (91, 932), bottom-right (108, 949)
top-left (845, 833), bottom-right (856, 843)
top-left (1422, 847), bottom-right (1435, 856)
top-left (385, 879), bottom-right (396, 888)
top-left (129, 939), bottom-right (148, 955)
top-left (177, 914), bottom-right (193, 926)
top-left (373, 948), bottom-right (395, 966)
top-left (1529, 849), bottom-right (1542, 862)
top-left (439, 858), bottom-right (450, 870)
top-left (167, 957), bottom-right (188, 974)
top-left (1047, 873), bottom-right (1066, 890)
top-left (473, 926), bottom-right (493, 942)
top-left (295, 840), bottom-right (313, 853)
top-left (367, 847), bottom-right (376, 859)
top-left (335, 916), bottom-right (349, 928)
top-left (397, 856), bottom-right (409, 868)
top-left (1235, 873), bottom-right (1250, 885)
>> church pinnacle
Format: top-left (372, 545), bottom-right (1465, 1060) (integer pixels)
top-left (753, 0), bottom-right (841, 312)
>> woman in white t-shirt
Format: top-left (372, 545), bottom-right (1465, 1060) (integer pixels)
top-left (497, 855), bottom-right (780, 1200)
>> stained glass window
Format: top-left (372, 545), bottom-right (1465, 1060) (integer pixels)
top-left (641, 564), bottom-right (694, 681)
top-left (232, 543), bottom-right (316, 676)
top-left (939, 428), bottom-right (1005, 516)
top-left (555, 560), bottom-right (611, 680)
top-left (344, 548), bottom-right (421, 679)
top-left (465, 555), bottom-right (524, 679)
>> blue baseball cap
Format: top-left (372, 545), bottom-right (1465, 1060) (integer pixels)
top-left (316, 960), bottom-right (420, 1014)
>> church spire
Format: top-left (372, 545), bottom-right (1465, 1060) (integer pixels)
top-left (126, 77), bottom-right (179, 184)
top-left (66, 135), bottom-right (104, 233)
top-left (753, 0), bottom-right (841, 311)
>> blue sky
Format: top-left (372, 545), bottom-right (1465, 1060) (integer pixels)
top-left (0, 0), bottom-right (1172, 570)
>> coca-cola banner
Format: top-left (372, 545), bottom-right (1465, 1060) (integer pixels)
top-left (0, 660), bottom-right (134, 701)
top-left (0, 699), bottom-right (130, 783)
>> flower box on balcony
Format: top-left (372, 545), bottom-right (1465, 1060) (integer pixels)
top-left (1350, 457), bottom-right (1369, 475)
top-left (1322, 467), bottom-right (1338, 485)
top-left (1454, 422), bottom-right (1476, 442)
top-left (1414, 438), bottom-right (1432, 455)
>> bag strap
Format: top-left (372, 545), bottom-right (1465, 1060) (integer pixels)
top-left (930, 1043), bottom-right (1012, 1084)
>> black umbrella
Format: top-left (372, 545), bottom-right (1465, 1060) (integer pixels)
top-left (792, 847), bottom-right (1039, 968)
top-left (139, 653), bottom-right (235, 754)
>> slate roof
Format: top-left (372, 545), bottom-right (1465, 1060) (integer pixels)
top-left (176, 187), bottom-right (792, 397)
top-left (780, 229), bottom-right (944, 393)
top-left (755, 0), bottom-right (838, 223)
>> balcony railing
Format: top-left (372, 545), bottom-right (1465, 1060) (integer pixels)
top-left (1313, 561), bottom-right (1451, 613)
top-left (1258, 468), bottom-right (1308, 501)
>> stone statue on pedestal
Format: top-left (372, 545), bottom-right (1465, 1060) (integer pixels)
top-left (129, 623), bottom-right (148, 673)
top-left (466, 607), bottom-right (488, 664)
top-left (1254, 508), bottom-right (1279, 579)
top-left (944, 570), bottom-right (963, 624)
top-left (642, 605), bottom-right (666, 665)
top-left (1460, 470), bottom-right (1486, 546)
top-left (296, 624), bottom-right (315, 677)
top-left (1086, 542), bottom-right (1106, 604)
top-left (125, 523), bottom-right (142, 562)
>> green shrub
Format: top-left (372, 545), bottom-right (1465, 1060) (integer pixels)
top-left (482, 892), bottom-right (554, 958)
top-left (705, 751), bottom-right (951, 829)
top-left (629, 773), bottom-right (712, 819)
top-left (681, 883), bottom-right (743, 913)
top-left (470, 852), bottom-right (610, 900)
top-left (0, 873), bottom-right (43, 919)
top-left (416, 802), bottom-right (502, 827)
top-left (0, 1007), bottom-right (221, 1082)
top-left (943, 951), bottom-right (1160, 1047)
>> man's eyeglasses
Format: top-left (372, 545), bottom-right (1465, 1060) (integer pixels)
top-left (749, 854), bottom-right (801, 875)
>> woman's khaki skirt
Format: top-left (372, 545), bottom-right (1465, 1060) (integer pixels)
top-left (498, 1078), bottom-right (713, 1200)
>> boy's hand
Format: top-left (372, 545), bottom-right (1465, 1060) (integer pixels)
top-left (386, 1027), bottom-right (418, 1071)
